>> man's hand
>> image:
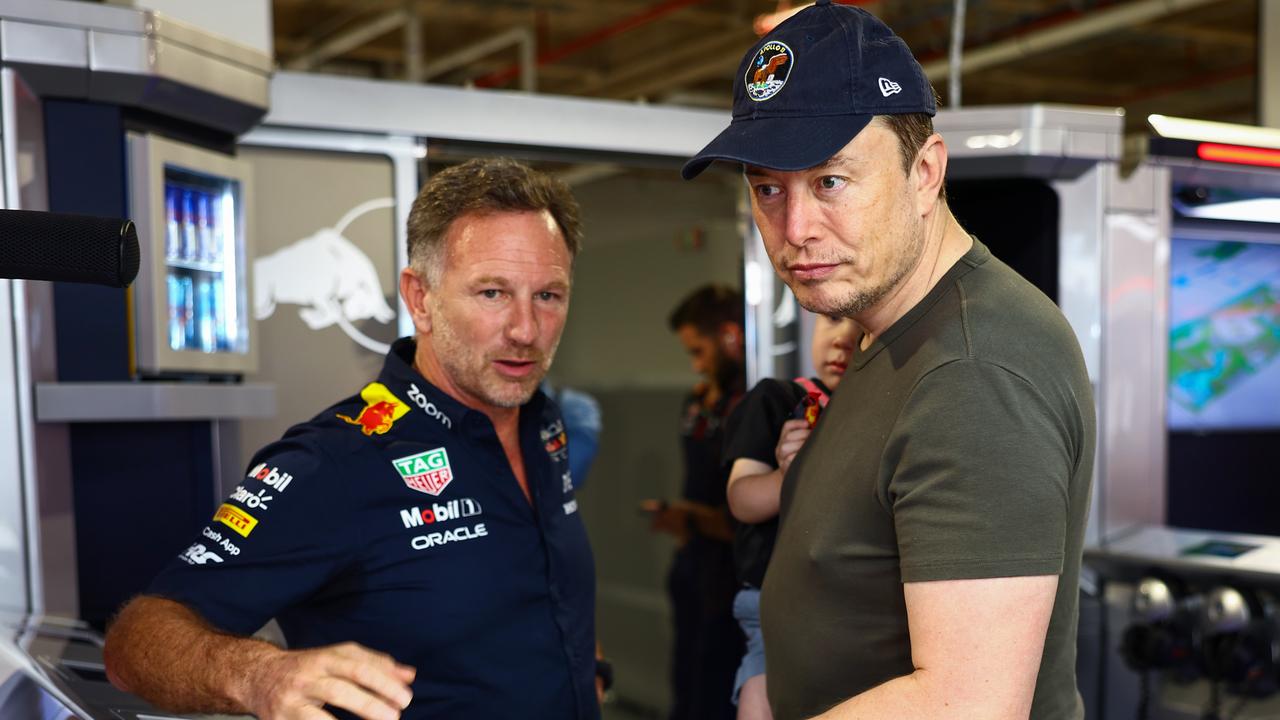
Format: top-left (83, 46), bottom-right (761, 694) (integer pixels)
top-left (775, 419), bottom-right (811, 475)
top-left (104, 596), bottom-right (416, 720)
top-left (640, 499), bottom-right (691, 544)
top-left (245, 642), bottom-right (416, 720)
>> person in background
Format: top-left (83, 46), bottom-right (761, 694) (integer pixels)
top-left (103, 158), bottom-right (606, 720)
top-left (682, 2), bottom-right (1096, 718)
top-left (642, 284), bottom-right (746, 720)
top-left (722, 313), bottom-right (859, 720)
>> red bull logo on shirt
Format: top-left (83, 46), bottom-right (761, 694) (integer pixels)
top-left (540, 419), bottom-right (569, 462)
top-left (337, 382), bottom-right (410, 436)
top-left (392, 447), bottom-right (454, 495)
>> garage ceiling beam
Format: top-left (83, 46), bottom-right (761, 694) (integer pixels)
top-left (419, 27), bottom-right (536, 90)
top-left (285, 8), bottom-right (410, 71)
top-left (920, 0), bottom-right (1228, 81)
top-left (588, 28), bottom-right (755, 99)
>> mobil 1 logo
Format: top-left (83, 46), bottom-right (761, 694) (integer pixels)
top-left (247, 462), bottom-right (293, 492)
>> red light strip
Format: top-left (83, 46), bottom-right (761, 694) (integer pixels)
top-left (1197, 142), bottom-right (1280, 168)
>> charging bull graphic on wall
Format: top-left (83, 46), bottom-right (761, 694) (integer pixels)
top-left (254, 197), bottom-right (396, 354)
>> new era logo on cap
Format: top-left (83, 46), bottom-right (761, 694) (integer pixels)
top-left (879, 77), bottom-right (903, 97)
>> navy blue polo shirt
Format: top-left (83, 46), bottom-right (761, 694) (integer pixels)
top-left (148, 338), bottom-right (599, 719)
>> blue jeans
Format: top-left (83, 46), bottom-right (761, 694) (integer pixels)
top-left (732, 587), bottom-right (767, 705)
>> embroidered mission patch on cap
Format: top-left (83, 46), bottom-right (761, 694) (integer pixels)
top-left (746, 41), bottom-right (793, 102)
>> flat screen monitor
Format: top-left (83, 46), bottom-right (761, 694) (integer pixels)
top-left (1168, 226), bottom-right (1280, 431)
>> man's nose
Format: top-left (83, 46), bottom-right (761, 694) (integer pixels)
top-left (506, 298), bottom-right (537, 346)
top-left (783, 191), bottom-right (819, 248)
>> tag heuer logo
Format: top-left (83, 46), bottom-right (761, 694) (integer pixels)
top-left (393, 447), bottom-right (454, 496)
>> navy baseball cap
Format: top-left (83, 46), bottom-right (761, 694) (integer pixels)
top-left (682, 0), bottom-right (935, 180)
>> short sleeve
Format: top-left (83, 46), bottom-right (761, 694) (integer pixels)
top-left (723, 379), bottom-right (803, 472)
top-left (146, 436), bottom-right (356, 635)
top-left (886, 359), bottom-right (1073, 583)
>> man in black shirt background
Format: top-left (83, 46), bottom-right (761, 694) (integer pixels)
top-left (642, 284), bottom-right (745, 720)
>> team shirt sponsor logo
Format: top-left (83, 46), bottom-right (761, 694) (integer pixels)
top-left (407, 383), bottom-right (452, 428)
top-left (337, 382), bottom-right (410, 436)
top-left (201, 526), bottom-right (241, 556)
top-left (399, 498), bottom-right (483, 528)
top-left (230, 485), bottom-right (273, 510)
top-left (410, 523), bottom-right (488, 551)
top-left (181, 543), bottom-right (223, 565)
top-left (540, 419), bottom-right (568, 462)
top-left (392, 447), bottom-right (454, 496)
top-left (563, 499), bottom-right (579, 516)
top-left (562, 472), bottom-right (573, 494)
top-left (746, 41), bottom-right (793, 102)
top-left (214, 503), bottom-right (258, 537)
top-left (247, 463), bottom-right (293, 492)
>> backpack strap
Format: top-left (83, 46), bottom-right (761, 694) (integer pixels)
top-left (792, 377), bottom-right (829, 407)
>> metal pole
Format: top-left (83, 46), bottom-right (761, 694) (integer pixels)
top-left (949, 0), bottom-right (966, 108)
top-left (404, 1), bottom-right (423, 82)
top-left (1262, 0), bottom-right (1280, 127)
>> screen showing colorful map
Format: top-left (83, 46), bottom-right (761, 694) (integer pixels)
top-left (1168, 236), bottom-right (1280, 430)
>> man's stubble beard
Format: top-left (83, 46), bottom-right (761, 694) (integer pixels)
top-left (430, 300), bottom-right (559, 409)
top-left (827, 229), bottom-right (924, 317)
top-left (792, 206), bottom-right (927, 320)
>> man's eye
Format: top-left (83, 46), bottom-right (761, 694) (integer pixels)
top-left (754, 184), bottom-right (781, 198)
top-left (537, 291), bottom-right (561, 302)
top-left (819, 176), bottom-right (846, 190)
top-left (480, 289), bottom-right (501, 299)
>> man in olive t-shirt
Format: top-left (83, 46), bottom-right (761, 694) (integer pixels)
top-left (682, 2), bottom-right (1095, 719)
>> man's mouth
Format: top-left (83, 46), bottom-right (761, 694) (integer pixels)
top-left (493, 359), bottom-right (539, 379)
top-left (788, 263), bottom-right (839, 282)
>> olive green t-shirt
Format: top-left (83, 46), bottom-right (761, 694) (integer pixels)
top-left (760, 239), bottom-right (1095, 720)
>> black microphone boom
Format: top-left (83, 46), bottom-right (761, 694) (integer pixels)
top-left (0, 209), bottom-right (141, 287)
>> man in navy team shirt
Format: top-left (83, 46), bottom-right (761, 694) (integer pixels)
top-left (104, 158), bottom-right (603, 720)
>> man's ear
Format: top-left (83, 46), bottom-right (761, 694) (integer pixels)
top-left (913, 132), bottom-right (948, 216)
top-left (399, 267), bottom-right (432, 335)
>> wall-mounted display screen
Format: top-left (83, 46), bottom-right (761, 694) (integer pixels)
top-left (1168, 232), bottom-right (1280, 430)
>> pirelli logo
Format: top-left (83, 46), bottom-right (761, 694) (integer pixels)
top-left (214, 503), bottom-right (258, 538)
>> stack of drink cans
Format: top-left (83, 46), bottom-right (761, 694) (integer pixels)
top-left (165, 184), bottom-right (229, 353)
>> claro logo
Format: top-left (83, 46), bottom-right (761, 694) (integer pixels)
top-left (399, 498), bottom-right (482, 528)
